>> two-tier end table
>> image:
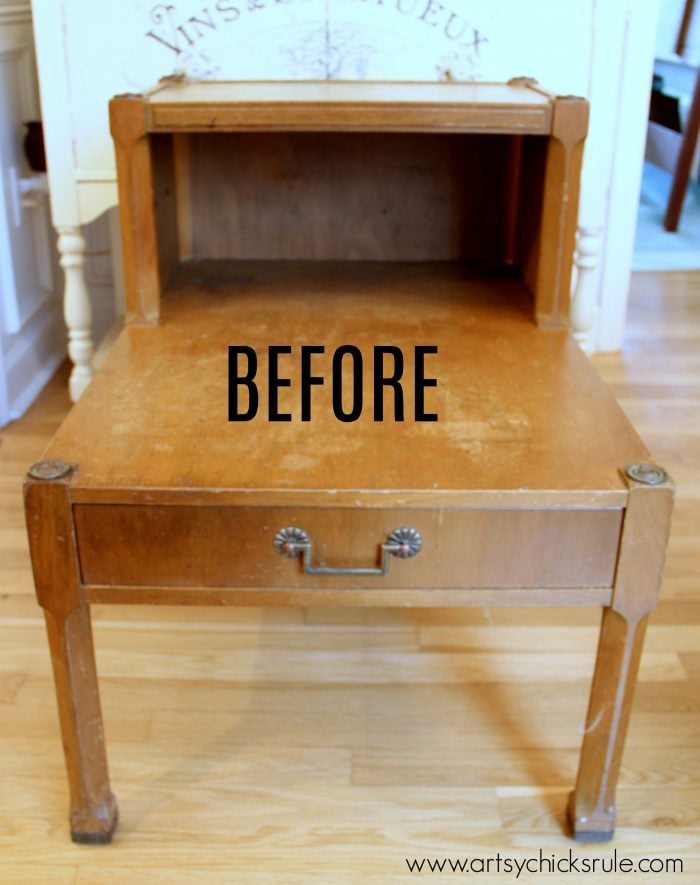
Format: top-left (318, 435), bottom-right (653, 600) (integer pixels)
top-left (24, 79), bottom-right (673, 844)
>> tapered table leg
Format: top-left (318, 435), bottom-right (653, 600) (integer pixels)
top-left (45, 605), bottom-right (118, 843)
top-left (568, 608), bottom-right (647, 840)
top-left (569, 468), bottom-right (673, 841)
top-left (25, 462), bottom-right (117, 843)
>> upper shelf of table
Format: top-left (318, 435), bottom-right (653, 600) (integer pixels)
top-left (119, 78), bottom-right (574, 135)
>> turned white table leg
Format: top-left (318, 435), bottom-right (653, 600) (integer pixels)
top-left (571, 226), bottom-right (602, 353)
top-left (58, 226), bottom-right (94, 401)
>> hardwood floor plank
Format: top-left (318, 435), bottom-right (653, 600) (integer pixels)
top-left (498, 784), bottom-right (700, 831)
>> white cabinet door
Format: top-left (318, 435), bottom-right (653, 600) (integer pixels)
top-left (0, 6), bottom-right (63, 426)
top-left (0, 48), bottom-right (52, 334)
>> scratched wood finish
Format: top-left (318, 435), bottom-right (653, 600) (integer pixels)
top-left (144, 80), bottom-right (554, 133)
top-left (569, 482), bottom-right (674, 839)
top-left (27, 81), bottom-right (669, 849)
top-left (42, 263), bottom-right (650, 498)
top-left (23, 475), bottom-right (117, 842)
top-left (109, 81), bottom-right (586, 327)
top-left (1, 269), bottom-right (698, 878)
top-left (529, 97), bottom-right (587, 326)
top-left (74, 504), bottom-right (622, 591)
top-left (83, 585), bottom-right (615, 609)
top-left (150, 134), bottom-right (180, 295)
top-left (110, 97), bottom-right (160, 326)
top-left (186, 132), bottom-right (508, 262)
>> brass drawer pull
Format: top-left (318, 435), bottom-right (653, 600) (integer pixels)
top-left (274, 526), bottom-right (422, 576)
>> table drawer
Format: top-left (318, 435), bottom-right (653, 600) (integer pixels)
top-left (74, 504), bottom-right (622, 590)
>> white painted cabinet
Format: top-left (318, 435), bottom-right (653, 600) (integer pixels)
top-left (31, 0), bottom-right (661, 398)
top-left (0, 2), bottom-right (64, 425)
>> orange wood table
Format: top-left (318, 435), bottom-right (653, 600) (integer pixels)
top-left (24, 80), bottom-right (673, 844)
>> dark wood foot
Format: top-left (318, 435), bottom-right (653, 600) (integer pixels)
top-left (71, 802), bottom-right (119, 844)
top-left (567, 791), bottom-right (614, 842)
top-left (573, 829), bottom-right (615, 844)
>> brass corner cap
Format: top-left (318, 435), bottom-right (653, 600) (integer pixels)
top-left (27, 460), bottom-right (74, 481)
top-left (624, 463), bottom-right (670, 486)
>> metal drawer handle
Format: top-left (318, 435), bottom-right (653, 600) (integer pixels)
top-left (274, 526), bottom-right (422, 576)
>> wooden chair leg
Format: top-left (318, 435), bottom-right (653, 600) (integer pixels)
top-left (568, 607), bottom-right (648, 841)
top-left (44, 604), bottom-right (118, 844)
top-left (663, 68), bottom-right (700, 232)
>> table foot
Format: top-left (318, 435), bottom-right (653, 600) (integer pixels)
top-left (567, 792), bottom-right (614, 842)
top-left (572, 829), bottom-right (614, 843)
top-left (71, 800), bottom-right (118, 844)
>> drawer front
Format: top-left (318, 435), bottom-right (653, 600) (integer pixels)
top-left (74, 505), bottom-right (622, 590)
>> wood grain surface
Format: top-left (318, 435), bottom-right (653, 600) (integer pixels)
top-left (185, 132), bottom-right (508, 263)
top-left (144, 80), bottom-right (553, 134)
top-left (43, 262), bottom-right (649, 499)
top-left (1, 270), bottom-right (698, 879)
top-left (74, 503), bottom-right (621, 591)
top-left (110, 82), bottom-right (585, 330)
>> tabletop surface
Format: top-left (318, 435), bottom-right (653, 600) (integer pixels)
top-left (136, 80), bottom-right (557, 134)
top-left (145, 80), bottom-right (552, 107)
top-left (44, 262), bottom-right (649, 502)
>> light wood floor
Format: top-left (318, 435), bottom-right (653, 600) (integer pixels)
top-left (1, 272), bottom-right (698, 883)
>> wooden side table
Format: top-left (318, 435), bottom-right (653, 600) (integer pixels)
top-left (24, 80), bottom-right (673, 845)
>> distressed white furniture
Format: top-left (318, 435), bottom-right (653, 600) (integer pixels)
top-left (30, 0), bottom-right (661, 399)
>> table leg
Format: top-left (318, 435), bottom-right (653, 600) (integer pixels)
top-left (44, 605), bottom-right (118, 844)
top-left (568, 607), bottom-right (648, 841)
top-left (663, 68), bottom-right (700, 233)
top-left (25, 463), bottom-right (117, 843)
top-left (569, 471), bottom-right (673, 841)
